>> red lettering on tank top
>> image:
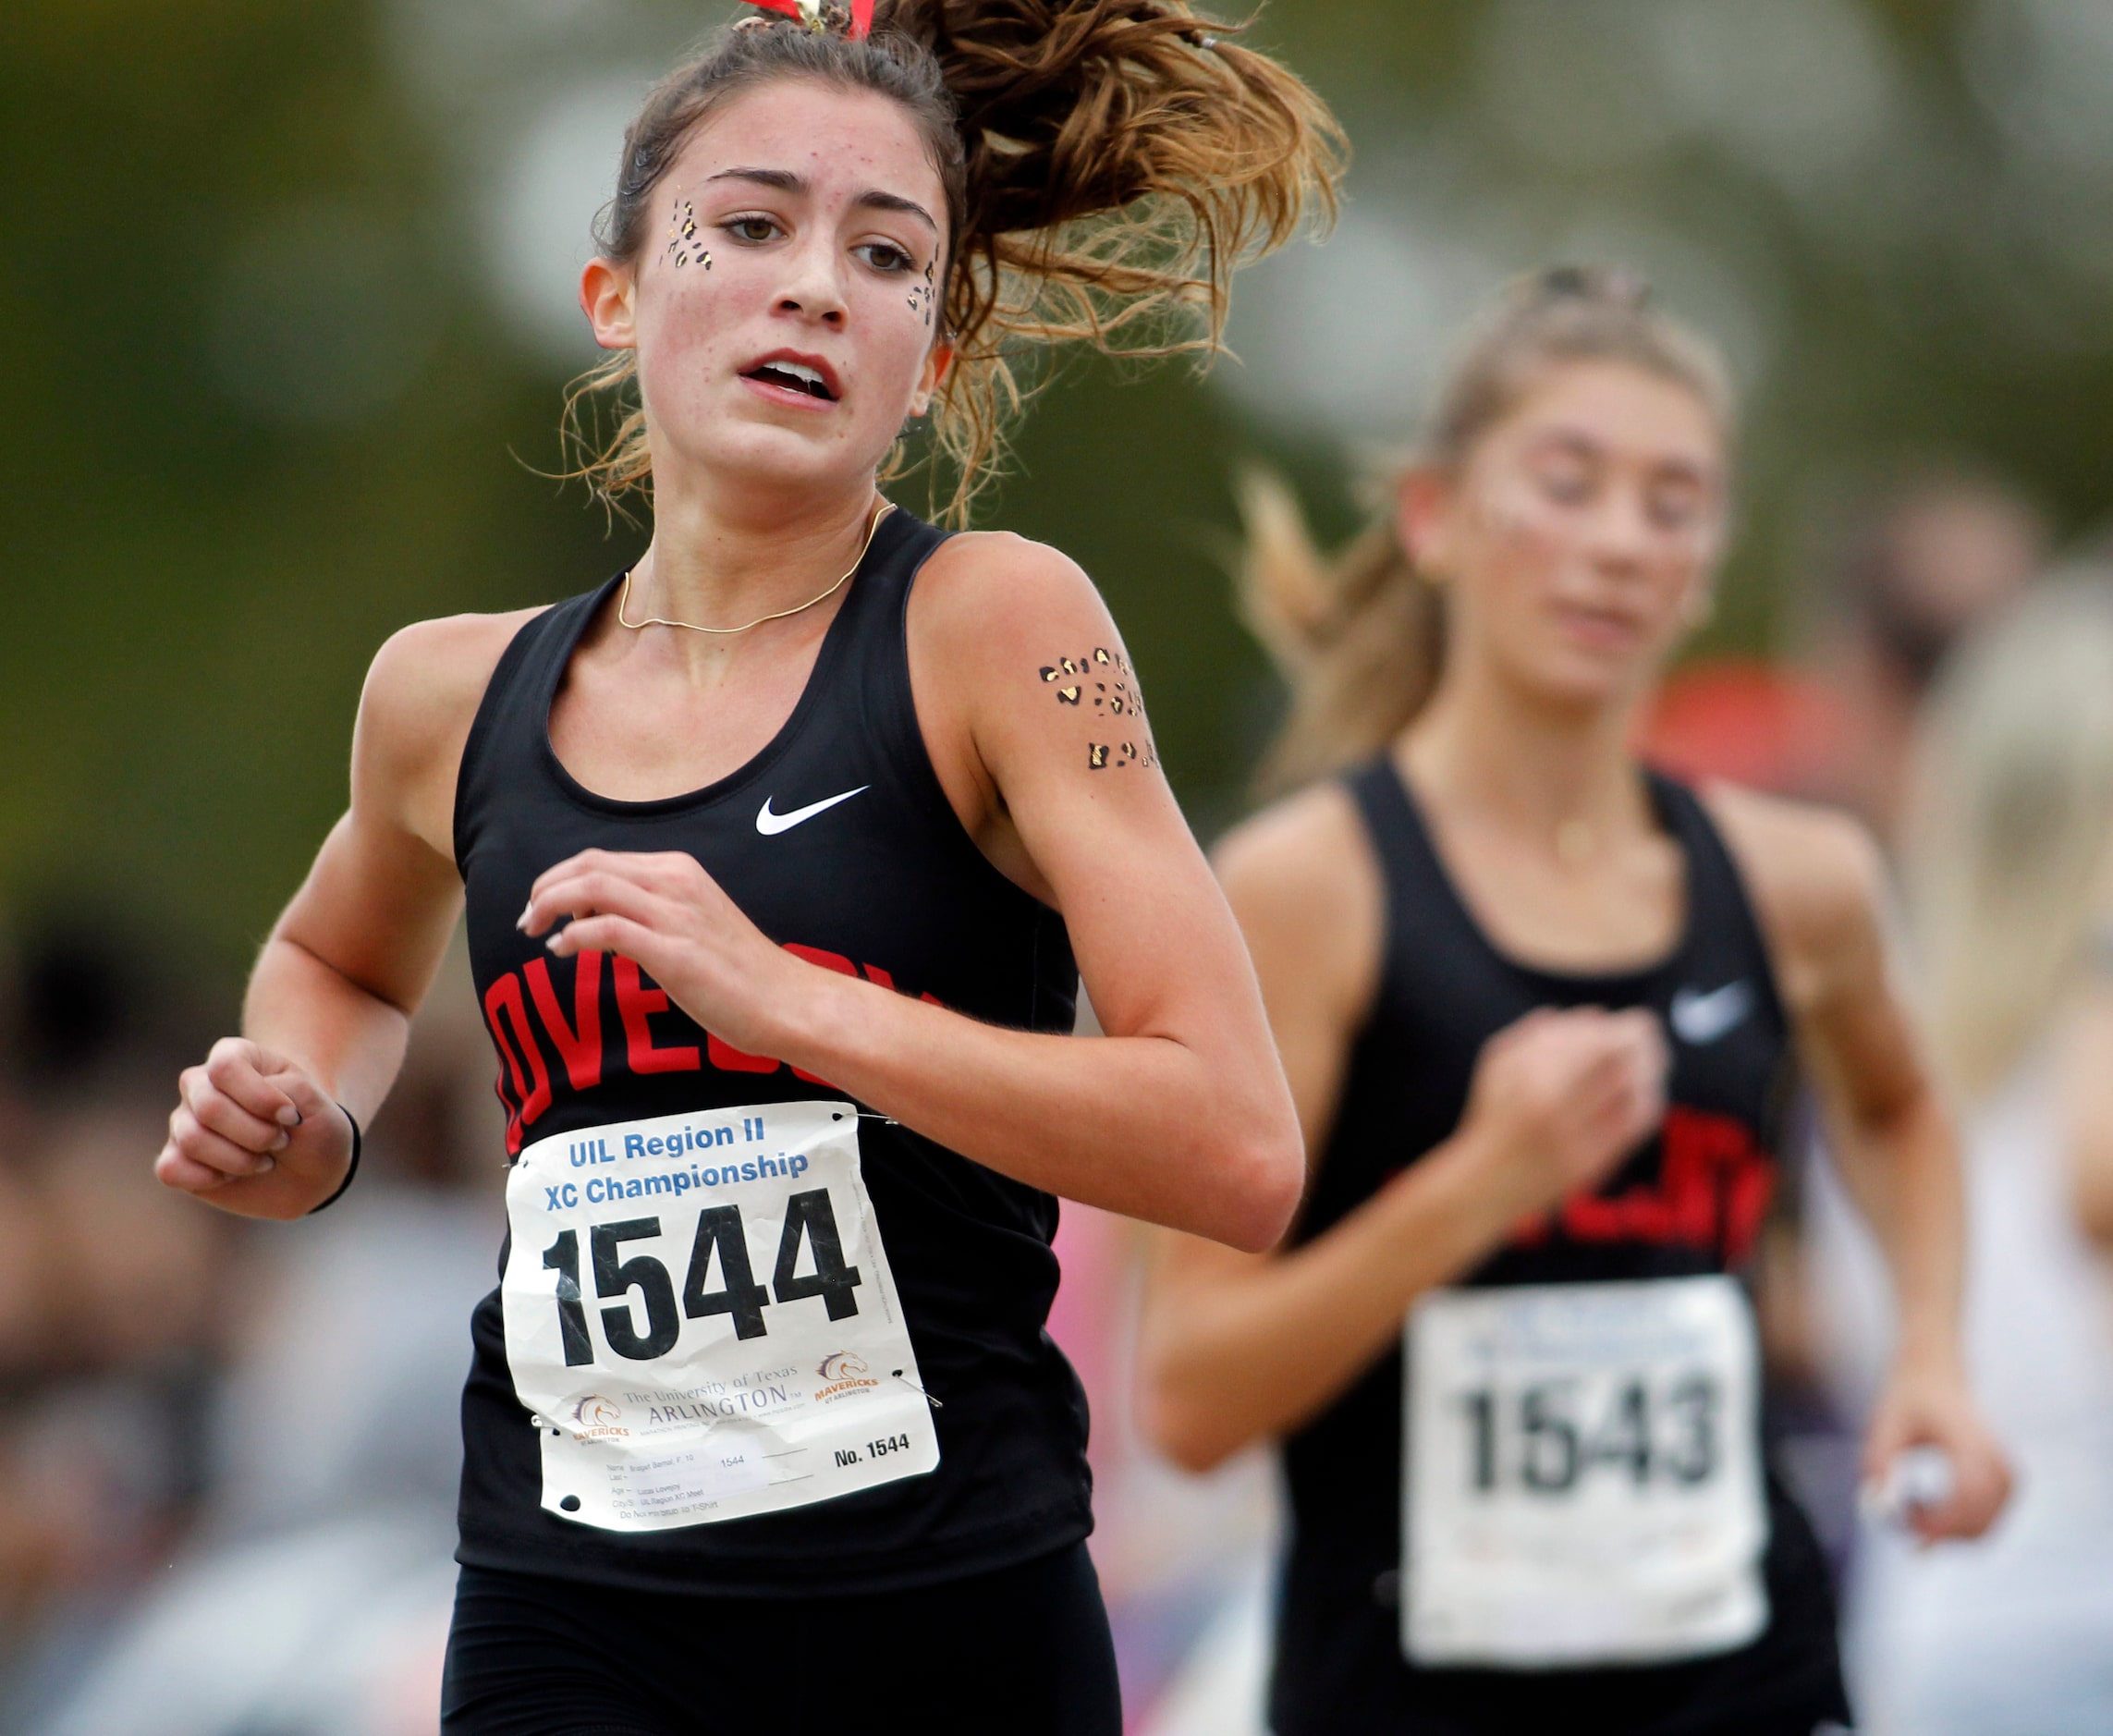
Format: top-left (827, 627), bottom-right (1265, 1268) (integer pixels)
top-left (1719, 1144), bottom-right (1776, 1268)
top-left (1559, 1190), bottom-right (1630, 1241)
top-left (482, 972), bottom-right (552, 1154)
top-left (1521, 1105), bottom-right (1775, 1265)
top-left (524, 952), bottom-right (604, 1091)
top-left (613, 957), bottom-right (701, 1075)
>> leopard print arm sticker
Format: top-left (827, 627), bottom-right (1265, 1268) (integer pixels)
top-left (1039, 647), bottom-right (1159, 772)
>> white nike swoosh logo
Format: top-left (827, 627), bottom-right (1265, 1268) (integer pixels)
top-left (1669, 981), bottom-right (1754, 1045)
top-left (755, 786), bottom-right (869, 837)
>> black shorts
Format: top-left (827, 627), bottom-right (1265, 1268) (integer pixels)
top-left (440, 1543), bottom-right (1121, 1736)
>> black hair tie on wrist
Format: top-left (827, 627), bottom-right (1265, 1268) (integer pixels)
top-left (308, 1105), bottom-right (363, 1215)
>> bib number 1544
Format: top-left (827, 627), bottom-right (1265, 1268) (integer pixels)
top-left (540, 1189), bottom-right (861, 1367)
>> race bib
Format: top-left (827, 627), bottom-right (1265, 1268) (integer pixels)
top-left (503, 1099), bottom-right (937, 1532)
top-left (1403, 1276), bottom-right (1768, 1669)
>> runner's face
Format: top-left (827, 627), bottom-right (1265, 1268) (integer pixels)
top-left (588, 80), bottom-right (951, 498)
top-left (1410, 361), bottom-right (1727, 713)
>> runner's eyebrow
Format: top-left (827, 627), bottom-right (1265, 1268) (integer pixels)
top-left (706, 166), bottom-right (808, 192)
top-left (704, 168), bottom-right (936, 235)
top-left (856, 190), bottom-right (937, 234)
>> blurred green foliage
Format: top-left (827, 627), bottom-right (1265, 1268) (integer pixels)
top-left (3, 0), bottom-right (2109, 999)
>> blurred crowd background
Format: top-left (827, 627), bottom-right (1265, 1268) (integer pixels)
top-left (4, 0), bottom-right (2113, 1730)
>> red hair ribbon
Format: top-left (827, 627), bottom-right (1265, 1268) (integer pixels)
top-left (741, 0), bottom-right (875, 41)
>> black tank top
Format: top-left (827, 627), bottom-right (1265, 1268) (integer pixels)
top-left (450, 507), bottom-right (1093, 1597)
top-left (1270, 759), bottom-right (1850, 1735)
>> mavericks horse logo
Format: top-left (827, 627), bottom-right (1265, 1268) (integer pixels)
top-left (572, 1395), bottom-right (625, 1433)
top-left (815, 1352), bottom-right (880, 1403)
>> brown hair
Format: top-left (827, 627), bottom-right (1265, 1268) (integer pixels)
top-left (563, 1), bottom-right (1342, 524)
top-left (1237, 265), bottom-right (1735, 800)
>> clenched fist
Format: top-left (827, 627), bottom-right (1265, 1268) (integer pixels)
top-left (157, 1037), bottom-right (355, 1220)
top-left (1455, 1006), bottom-right (1669, 1223)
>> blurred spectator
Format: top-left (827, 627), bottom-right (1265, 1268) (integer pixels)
top-left (0, 923), bottom-right (232, 1727)
top-left (1798, 465), bottom-right (2049, 848)
top-left (1645, 466), bottom-right (2049, 837)
top-left (1638, 657), bottom-right (1834, 795)
top-left (1807, 573), bottom-right (2113, 1735)
top-left (10, 936), bottom-right (502, 1736)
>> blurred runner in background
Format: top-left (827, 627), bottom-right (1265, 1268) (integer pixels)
top-left (151, 5), bottom-right (1339, 1733)
top-left (1820, 574), bottom-right (2113, 1736)
top-left (1139, 268), bottom-right (2009, 1736)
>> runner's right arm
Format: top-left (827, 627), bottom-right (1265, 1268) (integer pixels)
top-left (155, 612), bottom-right (534, 1219)
top-left (1137, 786), bottom-right (1666, 1471)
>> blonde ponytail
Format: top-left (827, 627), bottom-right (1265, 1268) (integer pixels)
top-left (1236, 467), bottom-right (1440, 801)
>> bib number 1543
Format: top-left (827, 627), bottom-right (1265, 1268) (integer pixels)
top-left (1456, 1370), bottom-right (1720, 1496)
top-left (540, 1189), bottom-right (861, 1367)
top-left (1403, 1277), bottom-right (1769, 1668)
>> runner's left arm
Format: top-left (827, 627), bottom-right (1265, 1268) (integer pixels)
top-left (1711, 787), bottom-right (2010, 1542)
top-left (521, 534), bottom-right (1304, 1252)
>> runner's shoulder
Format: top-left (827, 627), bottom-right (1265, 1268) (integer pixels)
top-left (1214, 780), bottom-right (1384, 972)
top-left (1698, 780), bottom-right (1888, 965)
top-left (1215, 778), bottom-right (1370, 893)
top-left (912, 531), bottom-right (1120, 666)
top-left (356, 607), bottom-right (550, 786)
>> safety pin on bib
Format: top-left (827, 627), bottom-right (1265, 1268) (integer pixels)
top-left (892, 1368), bottom-right (944, 1408)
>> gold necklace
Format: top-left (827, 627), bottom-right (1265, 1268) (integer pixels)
top-left (617, 500), bottom-right (893, 636)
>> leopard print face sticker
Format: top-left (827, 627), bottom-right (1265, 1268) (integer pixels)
top-left (908, 259), bottom-right (936, 326)
top-left (666, 201), bottom-right (712, 272)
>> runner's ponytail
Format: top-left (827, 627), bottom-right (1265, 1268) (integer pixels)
top-left (563, 1), bottom-right (1343, 523)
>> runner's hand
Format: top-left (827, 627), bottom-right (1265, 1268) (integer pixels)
top-left (520, 848), bottom-right (808, 1057)
top-left (1863, 1358), bottom-right (2012, 1544)
top-left (1456, 1007), bottom-right (1669, 1221)
top-left (157, 1037), bottom-right (352, 1217)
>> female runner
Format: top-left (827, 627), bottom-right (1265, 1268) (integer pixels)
top-left (1138, 269), bottom-right (2010, 1736)
top-left (153, 6), bottom-right (1338, 1732)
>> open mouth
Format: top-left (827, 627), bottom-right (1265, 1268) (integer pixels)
top-left (742, 360), bottom-right (837, 401)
